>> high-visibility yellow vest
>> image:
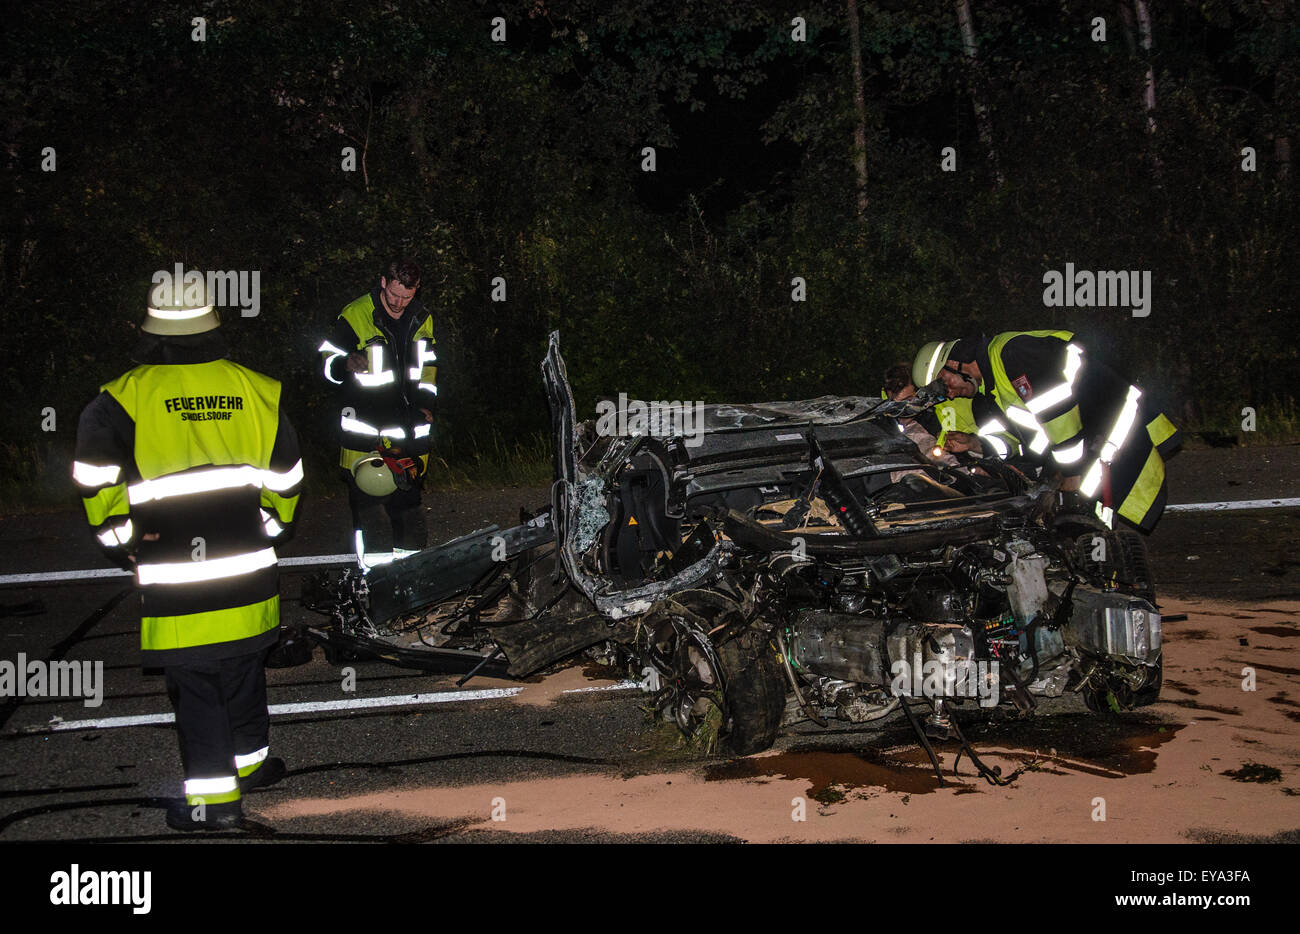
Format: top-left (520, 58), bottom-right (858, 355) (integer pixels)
top-left (82, 360), bottom-right (301, 661)
top-left (974, 330), bottom-right (1084, 462)
top-left (934, 398), bottom-right (974, 445)
top-left (320, 294), bottom-right (437, 471)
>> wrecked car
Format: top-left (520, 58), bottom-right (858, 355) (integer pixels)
top-left (305, 332), bottom-right (1163, 774)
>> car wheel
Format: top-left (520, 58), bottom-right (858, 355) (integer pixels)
top-left (716, 631), bottom-right (787, 756)
top-left (1073, 528), bottom-right (1157, 605)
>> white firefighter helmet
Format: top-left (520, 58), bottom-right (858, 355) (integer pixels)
top-left (143, 272), bottom-right (220, 335)
top-left (352, 456), bottom-right (397, 497)
top-left (912, 339), bottom-right (960, 389)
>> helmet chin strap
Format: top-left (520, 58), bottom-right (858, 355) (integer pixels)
top-left (946, 362), bottom-right (978, 390)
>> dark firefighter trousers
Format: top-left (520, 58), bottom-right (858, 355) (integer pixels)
top-left (164, 649), bottom-right (271, 805)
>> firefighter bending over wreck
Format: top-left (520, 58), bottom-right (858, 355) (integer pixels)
top-left (911, 331), bottom-right (1181, 532)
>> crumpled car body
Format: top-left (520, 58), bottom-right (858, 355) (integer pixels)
top-left (308, 332), bottom-right (1163, 765)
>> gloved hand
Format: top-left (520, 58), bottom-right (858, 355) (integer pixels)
top-left (381, 454), bottom-right (421, 490)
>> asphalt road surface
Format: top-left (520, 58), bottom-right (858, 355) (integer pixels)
top-left (1, 444), bottom-right (1297, 843)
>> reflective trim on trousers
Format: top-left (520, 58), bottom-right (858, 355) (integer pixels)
top-left (235, 746), bottom-right (269, 777)
top-left (185, 775), bottom-right (238, 796)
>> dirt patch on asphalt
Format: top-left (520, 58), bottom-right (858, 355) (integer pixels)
top-left (1222, 763), bottom-right (1284, 783)
top-left (260, 597), bottom-right (1300, 842)
top-left (1252, 626), bottom-right (1300, 638)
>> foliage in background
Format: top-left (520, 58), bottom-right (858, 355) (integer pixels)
top-left (1, 0), bottom-right (1295, 509)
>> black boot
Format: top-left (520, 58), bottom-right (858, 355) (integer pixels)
top-left (240, 757), bottom-right (287, 792)
top-left (165, 799), bottom-right (243, 832)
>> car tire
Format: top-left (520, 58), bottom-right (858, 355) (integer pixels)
top-left (1113, 529), bottom-right (1156, 605)
top-left (1072, 527), bottom-right (1157, 606)
top-left (319, 638), bottom-right (361, 665)
top-left (265, 627), bottom-right (314, 668)
top-left (1114, 528), bottom-right (1162, 705)
top-left (716, 632), bottom-right (787, 756)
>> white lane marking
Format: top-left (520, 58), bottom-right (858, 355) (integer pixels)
top-left (1165, 497), bottom-right (1300, 513)
top-left (562, 681), bottom-right (640, 693)
top-left (268, 688), bottom-right (524, 715)
top-left (8, 494), bottom-right (1300, 588)
top-left (32, 687), bottom-right (525, 733)
top-left (280, 553), bottom-right (359, 567)
top-left (48, 712), bottom-right (178, 730)
top-left (22, 682), bottom-right (640, 735)
top-left (0, 567), bottom-right (132, 585)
